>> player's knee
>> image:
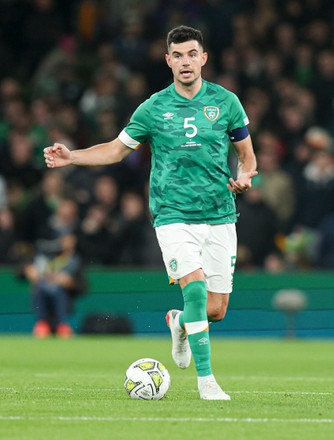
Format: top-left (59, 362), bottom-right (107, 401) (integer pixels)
top-left (182, 281), bottom-right (208, 322)
top-left (207, 304), bottom-right (228, 322)
top-left (182, 280), bottom-right (207, 306)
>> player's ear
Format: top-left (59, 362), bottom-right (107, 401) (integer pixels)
top-left (201, 51), bottom-right (208, 67)
top-left (165, 53), bottom-right (172, 68)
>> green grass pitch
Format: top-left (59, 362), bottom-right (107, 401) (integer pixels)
top-left (0, 336), bottom-right (333, 440)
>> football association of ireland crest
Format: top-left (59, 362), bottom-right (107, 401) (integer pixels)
top-left (169, 258), bottom-right (178, 272)
top-left (203, 106), bottom-right (220, 121)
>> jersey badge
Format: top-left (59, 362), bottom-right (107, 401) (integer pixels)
top-left (203, 106), bottom-right (220, 122)
top-left (163, 112), bottom-right (174, 120)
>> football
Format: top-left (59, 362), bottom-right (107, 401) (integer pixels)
top-left (124, 358), bottom-right (171, 400)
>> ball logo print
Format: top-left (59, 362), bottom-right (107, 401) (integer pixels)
top-left (124, 358), bottom-right (171, 400)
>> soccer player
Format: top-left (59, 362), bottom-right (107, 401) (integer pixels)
top-left (44, 25), bottom-right (257, 400)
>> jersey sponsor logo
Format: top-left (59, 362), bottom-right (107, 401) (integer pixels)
top-left (203, 106), bottom-right (220, 121)
top-left (169, 258), bottom-right (178, 272)
top-left (163, 112), bottom-right (174, 120)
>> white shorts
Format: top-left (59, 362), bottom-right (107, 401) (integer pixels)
top-left (155, 223), bottom-right (237, 294)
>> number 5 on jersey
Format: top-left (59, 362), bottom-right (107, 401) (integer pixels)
top-left (184, 117), bottom-right (198, 138)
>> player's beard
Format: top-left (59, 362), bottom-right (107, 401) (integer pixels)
top-left (177, 71), bottom-right (200, 88)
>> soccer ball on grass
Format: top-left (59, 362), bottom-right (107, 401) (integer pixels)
top-left (124, 358), bottom-right (171, 400)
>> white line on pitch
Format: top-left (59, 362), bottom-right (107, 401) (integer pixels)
top-left (0, 387), bottom-right (332, 396)
top-left (231, 391), bottom-right (332, 395)
top-left (1, 387), bottom-right (332, 396)
top-left (0, 416), bottom-right (332, 424)
top-left (228, 375), bottom-right (334, 382)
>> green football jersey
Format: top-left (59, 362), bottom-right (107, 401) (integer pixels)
top-left (118, 80), bottom-right (249, 227)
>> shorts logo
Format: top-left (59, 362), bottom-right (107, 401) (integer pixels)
top-left (169, 258), bottom-right (178, 272)
top-left (203, 106), bottom-right (220, 121)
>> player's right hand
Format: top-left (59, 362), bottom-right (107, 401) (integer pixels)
top-left (44, 143), bottom-right (71, 168)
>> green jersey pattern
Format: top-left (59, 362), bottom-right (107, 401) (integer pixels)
top-left (119, 80), bottom-right (249, 227)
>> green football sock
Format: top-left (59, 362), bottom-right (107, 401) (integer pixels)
top-left (182, 281), bottom-right (212, 377)
top-left (179, 312), bottom-right (185, 329)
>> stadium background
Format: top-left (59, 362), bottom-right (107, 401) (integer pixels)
top-left (0, 0), bottom-right (333, 336)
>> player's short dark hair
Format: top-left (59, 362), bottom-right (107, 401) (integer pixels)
top-left (167, 25), bottom-right (204, 50)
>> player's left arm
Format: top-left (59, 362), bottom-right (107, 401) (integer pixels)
top-left (227, 134), bottom-right (258, 194)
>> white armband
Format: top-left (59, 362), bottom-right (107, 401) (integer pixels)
top-left (118, 130), bottom-right (141, 150)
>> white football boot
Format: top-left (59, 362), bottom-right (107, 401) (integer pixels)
top-left (198, 377), bottom-right (231, 401)
top-left (166, 309), bottom-right (191, 369)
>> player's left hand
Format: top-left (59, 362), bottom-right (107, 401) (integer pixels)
top-left (227, 170), bottom-right (258, 194)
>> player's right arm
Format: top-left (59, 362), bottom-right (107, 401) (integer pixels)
top-left (43, 138), bottom-right (132, 169)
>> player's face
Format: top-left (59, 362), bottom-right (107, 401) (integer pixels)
top-left (165, 40), bottom-right (208, 87)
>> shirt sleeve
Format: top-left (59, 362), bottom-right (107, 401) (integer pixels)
top-left (227, 92), bottom-right (249, 132)
top-left (118, 99), bottom-right (151, 149)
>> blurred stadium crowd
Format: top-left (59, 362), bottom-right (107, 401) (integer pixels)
top-left (0, 0), bottom-right (334, 272)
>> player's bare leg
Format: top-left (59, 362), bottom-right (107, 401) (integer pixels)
top-left (207, 291), bottom-right (230, 322)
